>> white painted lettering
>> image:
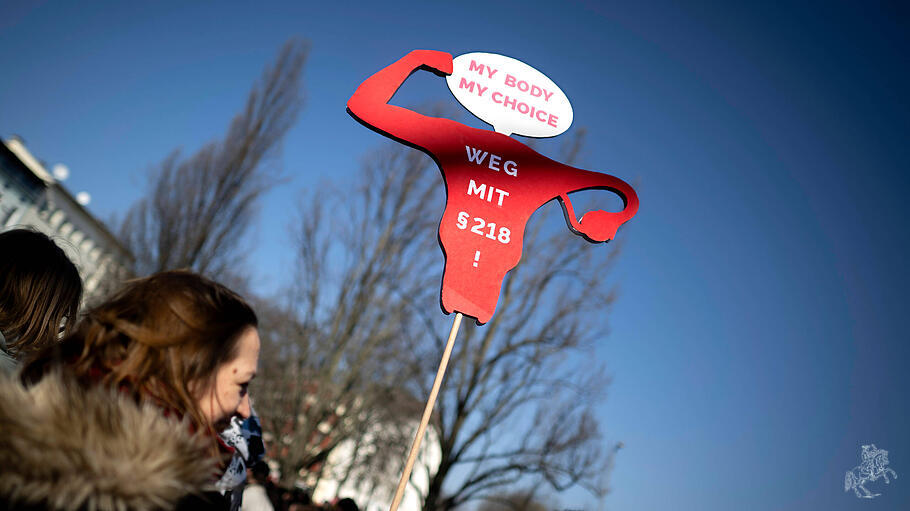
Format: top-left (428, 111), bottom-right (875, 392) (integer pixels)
top-left (466, 180), bottom-right (511, 207)
top-left (465, 146), bottom-right (488, 164)
top-left (488, 154), bottom-right (501, 171)
top-left (467, 179), bottom-right (486, 198)
top-left (495, 188), bottom-right (510, 206)
top-left (466, 146), bottom-right (518, 178)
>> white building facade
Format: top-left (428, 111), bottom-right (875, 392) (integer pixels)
top-left (311, 422), bottom-right (441, 511)
top-left (0, 136), bottom-right (132, 301)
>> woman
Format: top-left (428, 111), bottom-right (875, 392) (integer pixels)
top-left (1, 270), bottom-right (260, 510)
top-left (0, 228), bottom-right (83, 371)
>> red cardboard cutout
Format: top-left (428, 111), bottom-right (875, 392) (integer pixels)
top-left (348, 50), bottom-right (639, 324)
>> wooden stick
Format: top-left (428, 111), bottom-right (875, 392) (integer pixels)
top-left (388, 312), bottom-right (463, 511)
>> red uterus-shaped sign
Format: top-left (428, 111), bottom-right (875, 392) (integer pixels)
top-left (348, 50), bottom-right (639, 324)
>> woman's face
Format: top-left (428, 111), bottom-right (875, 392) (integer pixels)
top-left (198, 326), bottom-right (260, 430)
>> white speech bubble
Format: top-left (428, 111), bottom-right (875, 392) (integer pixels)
top-left (446, 52), bottom-right (573, 138)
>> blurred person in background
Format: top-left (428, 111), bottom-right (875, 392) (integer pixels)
top-left (285, 487), bottom-right (314, 511)
top-left (335, 498), bottom-right (359, 511)
top-left (241, 461), bottom-right (275, 511)
top-left (0, 228), bottom-right (82, 372)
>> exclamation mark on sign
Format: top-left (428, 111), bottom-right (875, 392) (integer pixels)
top-left (473, 251), bottom-right (481, 267)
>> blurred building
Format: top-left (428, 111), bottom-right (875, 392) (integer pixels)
top-left (309, 420), bottom-right (441, 511)
top-left (262, 376), bottom-right (441, 511)
top-left (0, 136), bottom-right (132, 301)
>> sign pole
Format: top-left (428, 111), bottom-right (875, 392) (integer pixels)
top-left (388, 312), bottom-right (464, 511)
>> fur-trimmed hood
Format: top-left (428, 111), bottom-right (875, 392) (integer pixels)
top-left (0, 371), bottom-right (218, 511)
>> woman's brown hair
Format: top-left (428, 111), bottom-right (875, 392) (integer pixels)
top-left (0, 228), bottom-right (83, 358)
top-left (21, 270), bottom-right (257, 443)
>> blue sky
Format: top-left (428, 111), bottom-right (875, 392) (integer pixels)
top-left (2, 1), bottom-right (908, 510)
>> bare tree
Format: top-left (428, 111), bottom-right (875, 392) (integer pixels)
top-left (254, 140), bottom-right (442, 487)
top-left (117, 39), bottom-right (308, 280)
top-left (257, 124), bottom-right (624, 510)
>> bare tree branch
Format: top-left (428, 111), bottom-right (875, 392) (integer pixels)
top-left (255, 139), bottom-right (443, 487)
top-left (118, 39), bottom-right (308, 281)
